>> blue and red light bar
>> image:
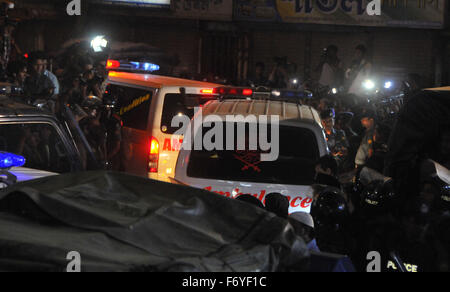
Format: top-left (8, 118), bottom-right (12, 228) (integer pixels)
top-left (0, 152), bottom-right (26, 169)
top-left (106, 59), bottom-right (160, 73)
top-left (213, 87), bottom-right (253, 96)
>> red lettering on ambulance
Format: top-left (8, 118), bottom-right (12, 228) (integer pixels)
top-left (172, 139), bottom-right (183, 151)
top-left (258, 190), bottom-right (266, 202)
top-left (301, 198), bottom-right (313, 208)
top-left (291, 197), bottom-right (303, 208)
top-left (163, 139), bottom-right (172, 151)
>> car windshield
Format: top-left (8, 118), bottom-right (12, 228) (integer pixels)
top-left (0, 122), bottom-right (72, 173)
top-left (186, 122), bottom-right (319, 185)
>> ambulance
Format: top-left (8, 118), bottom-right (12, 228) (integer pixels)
top-left (105, 60), bottom-right (226, 182)
top-left (174, 99), bottom-right (329, 214)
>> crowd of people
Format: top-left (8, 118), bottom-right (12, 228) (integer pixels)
top-left (237, 44), bottom-right (449, 272)
top-left (3, 43), bottom-right (123, 171)
top-left (1, 37), bottom-right (449, 271)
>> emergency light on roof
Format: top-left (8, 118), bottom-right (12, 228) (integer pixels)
top-left (200, 89), bottom-right (215, 94)
top-left (106, 59), bottom-right (160, 72)
top-left (215, 87), bottom-right (253, 96)
top-left (0, 152), bottom-right (26, 169)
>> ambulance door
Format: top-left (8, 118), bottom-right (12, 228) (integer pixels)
top-left (108, 84), bottom-right (156, 177)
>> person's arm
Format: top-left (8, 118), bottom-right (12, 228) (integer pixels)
top-left (268, 64), bottom-right (278, 83)
top-left (355, 141), bottom-right (369, 167)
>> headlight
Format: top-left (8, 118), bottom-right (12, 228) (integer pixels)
top-left (363, 79), bottom-right (375, 90)
top-left (384, 81), bottom-right (393, 89)
top-left (331, 88), bottom-right (338, 94)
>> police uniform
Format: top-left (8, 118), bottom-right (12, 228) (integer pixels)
top-left (326, 128), bottom-right (350, 169)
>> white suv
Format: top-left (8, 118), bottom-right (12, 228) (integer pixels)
top-left (174, 99), bottom-right (329, 214)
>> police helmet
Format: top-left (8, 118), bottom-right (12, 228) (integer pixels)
top-left (81, 95), bottom-right (103, 109)
top-left (310, 187), bottom-right (350, 254)
top-left (360, 179), bottom-right (396, 216)
top-left (103, 94), bottom-right (118, 108)
top-left (311, 187), bottom-right (349, 231)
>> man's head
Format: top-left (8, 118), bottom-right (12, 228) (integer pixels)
top-left (320, 108), bottom-right (335, 133)
top-left (326, 45), bottom-right (338, 58)
top-left (265, 193), bottom-right (289, 218)
top-left (8, 60), bottom-right (28, 83)
top-left (335, 112), bottom-right (354, 130)
top-left (28, 51), bottom-right (47, 75)
top-left (360, 109), bottom-right (376, 130)
top-left (255, 62), bottom-right (265, 75)
top-left (318, 98), bottom-right (330, 112)
top-left (355, 44), bottom-right (367, 61)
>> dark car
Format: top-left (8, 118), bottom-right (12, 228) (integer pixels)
top-left (0, 171), bottom-right (310, 272)
top-left (0, 96), bottom-right (97, 180)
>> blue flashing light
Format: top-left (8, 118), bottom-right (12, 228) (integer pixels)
top-left (130, 62), bottom-right (160, 72)
top-left (0, 152), bottom-right (26, 169)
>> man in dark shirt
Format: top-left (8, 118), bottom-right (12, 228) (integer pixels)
top-left (24, 51), bottom-right (55, 101)
top-left (246, 62), bottom-right (268, 87)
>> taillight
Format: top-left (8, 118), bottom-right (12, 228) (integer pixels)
top-left (106, 59), bottom-right (120, 69)
top-left (148, 137), bottom-right (159, 173)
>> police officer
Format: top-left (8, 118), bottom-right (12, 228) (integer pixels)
top-left (320, 108), bottom-right (349, 168)
top-left (355, 108), bottom-right (376, 168)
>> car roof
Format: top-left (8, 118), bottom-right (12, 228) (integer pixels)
top-left (10, 167), bottom-right (58, 183)
top-left (425, 86), bottom-right (450, 91)
top-left (0, 97), bottom-right (54, 118)
top-left (202, 99), bottom-right (322, 126)
top-left (107, 71), bottom-right (221, 89)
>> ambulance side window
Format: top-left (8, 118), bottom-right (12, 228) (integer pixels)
top-left (108, 85), bottom-right (153, 131)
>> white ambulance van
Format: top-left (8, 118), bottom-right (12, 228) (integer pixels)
top-left (105, 61), bottom-right (222, 182)
top-left (174, 99), bottom-right (329, 214)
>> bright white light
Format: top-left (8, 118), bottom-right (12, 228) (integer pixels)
top-left (363, 80), bottom-right (375, 90)
top-left (271, 90), bottom-right (281, 97)
top-left (292, 79), bottom-right (298, 84)
top-left (332, 88), bottom-right (338, 94)
top-left (384, 81), bottom-right (393, 89)
top-left (91, 36), bottom-right (108, 52)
